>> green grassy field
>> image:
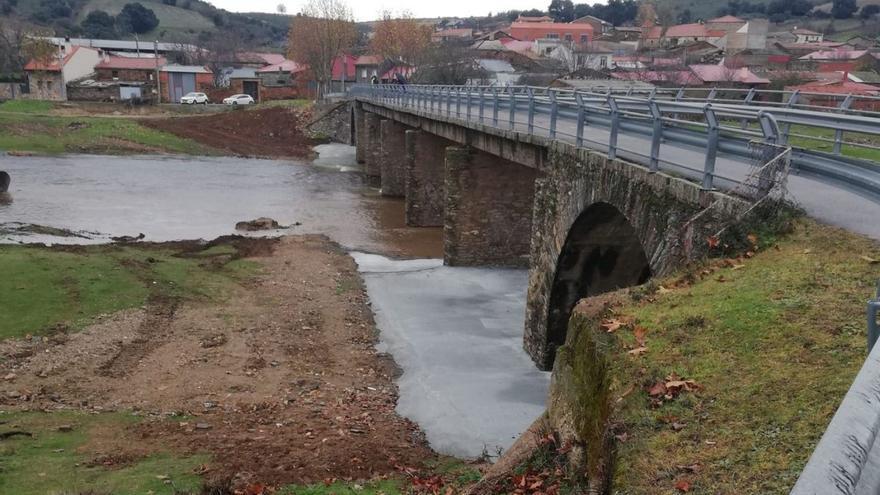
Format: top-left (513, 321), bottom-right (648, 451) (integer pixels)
top-left (0, 101), bottom-right (218, 155)
top-left (0, 242), bottom-right (258, 340)
top-left (0, 411), bottom-right (207, 495)
top-left (591, 219), bottom-right (880, 494)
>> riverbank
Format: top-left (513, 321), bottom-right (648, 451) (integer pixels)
top-left (0, 235), bottom-right (470, 493)
top-left (0, 100), bottom-right (317, 158)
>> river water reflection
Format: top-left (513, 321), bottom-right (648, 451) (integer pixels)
top-left (0, 145), bottom-right (442, 258)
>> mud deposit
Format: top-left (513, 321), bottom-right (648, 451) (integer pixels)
top-left (0, 235), bottom-right (435, 488)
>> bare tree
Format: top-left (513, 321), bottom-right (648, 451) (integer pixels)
top-left (288, 0), bottom-right (357, 98)
top-left (371, 11), bottom-right (432, 66)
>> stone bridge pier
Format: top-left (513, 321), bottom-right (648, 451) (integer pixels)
top-left (353, 101), bottom-right (748, 370)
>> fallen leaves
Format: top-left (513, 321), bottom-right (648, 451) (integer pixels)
top-left (627, 346), bottom-right (648, 357)
top-left (674, 479), bottom-right (691, 492)
top-left (647, 373), bottom-right (701, 406)
top-left (601, 319), bottom-right (624, 333)
top-left (707, 236), bottom-right (720, 249)
top-left (860, 255), bottom-right (880, 265)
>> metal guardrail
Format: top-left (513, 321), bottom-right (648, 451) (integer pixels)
top-left (352, 84), bottom-right (880, 201)
top-left (869, 282), bottom-right (880, 352)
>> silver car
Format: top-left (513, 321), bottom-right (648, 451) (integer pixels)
top-left (180, 92), bottom-right (209, 104)
top-left (223, 94), bottom-right (255, 105)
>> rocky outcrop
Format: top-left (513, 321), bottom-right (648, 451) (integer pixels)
top-left (0, 171), bottom-right (9, 193)
top-left (235, 217), bottom-right (280, 231)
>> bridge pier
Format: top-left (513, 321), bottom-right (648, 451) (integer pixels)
top-left (444, 147), bottom-right (538, 267)
top-left (354, 104), bottom-right (366, 164)
top-left (379, 120), bottom-right (408, 197)
top-left (363, 113), bottom-right (382, 186)
top-left (405, 130), bottom-right (449, 227)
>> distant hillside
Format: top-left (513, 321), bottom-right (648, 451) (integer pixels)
top-left (1, 0), bottom-right (290, 48)
top-left (655, 0), bottom-right (805, 21)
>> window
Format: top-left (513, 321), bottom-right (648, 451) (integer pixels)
top-left (112, 70), bottom-right (119, 79)
top-left (580, 34), bottom-right (589, 43)
top-left (564, 34), bottom-right (572, 42)
top-left (37, 80), bottom-right (43, 88)
top-left (46, 81), bottom-right (53, 91)
top-left (361, 69), bottom-right (367, 78)
top-left (546, 33), bottom-right (559, 39)
top-left (600, 56), bottom-right (607, 68)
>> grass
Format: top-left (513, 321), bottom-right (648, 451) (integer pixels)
top-left (0, 411), bottom-right (208, 495)
top-left (256, 99), bottom-right (313, 109)
top-left (0, 100), bottom-right (55, 114)
top-left (0, 242), bottom-right (259, 341)
top-left (599, 219), bottom-right (880, 494)
top-left (0, 110), bottom-right (218, 155)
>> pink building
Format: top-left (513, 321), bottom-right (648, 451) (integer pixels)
top-left (509, 21), bottom-right (594, 46)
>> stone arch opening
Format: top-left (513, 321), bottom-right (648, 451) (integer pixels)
top-left (546, 202), bottom-right (651, 361)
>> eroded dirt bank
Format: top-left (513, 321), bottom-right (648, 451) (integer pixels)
top-left (142, 106), bottom-right (317, 159)
top-left (0, 235), bottom-right (435, 489)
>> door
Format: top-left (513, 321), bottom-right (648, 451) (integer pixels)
top-left (119, 86), bottom-right (142, 101)
top-left (242, 80), bottom-right (259, 101)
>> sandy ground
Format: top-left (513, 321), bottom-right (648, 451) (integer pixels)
top-left (0, 235), bottom-right (435, 488)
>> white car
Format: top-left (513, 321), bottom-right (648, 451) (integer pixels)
top-left (224, 94), bottom-right (255, 105)
top-left (180, 92), bottom-right (209, 104)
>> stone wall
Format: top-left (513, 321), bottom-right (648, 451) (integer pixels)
top-left (524, 142), bottom-right (746, 369)
top-left (379, 120), bottom-right (408, 196)
top-left (354, 104), bottom-right (367, 163)
top-left (405, 130), bottom-right (450, 227)
top-left (444, 146), bottom-right (539, 267)
top-left (307, 101), bottom-right (353, 144)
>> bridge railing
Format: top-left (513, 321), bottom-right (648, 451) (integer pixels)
top-left (352, 84), bottom-right (880, 201)
top-left (353, 84), bottom-right (795, 197)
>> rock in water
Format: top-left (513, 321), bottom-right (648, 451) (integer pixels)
top-left (235, 217), bottom-right (280, 231)
top-left (0, 171), bottom-right (9, 193)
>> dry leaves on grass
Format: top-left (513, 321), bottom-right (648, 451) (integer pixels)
top-left (601, 319), bottom-right (625, 333)
top-left (647, 374), bottom-right (701, 406)
top-left (674, 479), bottom-right (691, 492)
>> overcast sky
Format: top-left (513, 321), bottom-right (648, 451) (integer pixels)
top-left (205, 0), bottom-right (551, 22)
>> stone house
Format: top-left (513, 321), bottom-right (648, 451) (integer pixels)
top-left (257, 59), bottom-right (314, 100)
top-left (354, 55), bottom-right (383, 84)
top-left (23, 45), bottom-right (101, 100)
top-left (792, 28), bottom-right (823, 44)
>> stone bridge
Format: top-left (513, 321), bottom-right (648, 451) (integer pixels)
top-left (353, 99), bottom-right (748, 370)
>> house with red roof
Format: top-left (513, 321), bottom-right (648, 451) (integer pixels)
top-left (792, 27), bottom-right (823, 44)
top-left (509, 21), bottom-right (594, 46)
top-left (256, 59), bottom-right (314, 100)
top-left (23, 45), bottom-right (101, 100)
top-left (785, 79), bottom-right (880, 111)
top-left (94, 55), bottom-right (166, 83)
top-left (66, 54), bottom-right (166, 102)
top-left (354, 55), bottom-right (384, 84)
top-left (330, 54), bottom-right (358, 92)
top-left (689, 64), bottom-right (770, 86)
top-left (663, 23), bottom-right (727, 47)
top-left (797, 49), bottom-right (879, 72)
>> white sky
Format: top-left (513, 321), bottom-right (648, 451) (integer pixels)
top-left (205, 0), bottom-right (552, 22)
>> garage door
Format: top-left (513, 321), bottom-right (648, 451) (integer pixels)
top-left (169, 73), bottom-right (197, 103)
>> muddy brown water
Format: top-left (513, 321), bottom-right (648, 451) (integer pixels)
top-left (0, 146), bottom-right (442, 258)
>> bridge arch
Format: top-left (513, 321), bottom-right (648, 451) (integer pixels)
top-left (546, 202), bottom-right (652, 360)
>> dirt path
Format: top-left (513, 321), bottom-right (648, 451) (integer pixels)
top-left (142, 106), bottom-right (317, 159)
top-left (0, 235), bottom-right (435, 489)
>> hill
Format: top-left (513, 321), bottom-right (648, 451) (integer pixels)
top-left (1, 0), bottom-right (290, 48)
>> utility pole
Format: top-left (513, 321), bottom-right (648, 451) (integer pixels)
top-left (154, 40), bottom-right (161, 104)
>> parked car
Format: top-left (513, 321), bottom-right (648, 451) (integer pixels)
top-left (180, 92), bottom-right (209, 105)
top-left (223, 94), bottom-right (255, 105)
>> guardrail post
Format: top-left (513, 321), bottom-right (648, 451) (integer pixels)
top-left (575, 92), bottom-right (586, 147)
top-left (527, 87), bottom-right (535, 133)
top-left (707, 87), bottom-right (717, 101)
top-left (702, 104), bottom-right (719, 190)
top-left (675, 88), bottom-right (685, 101)
top-left (757, 111), bottom-right (782, 197)
top-left (478, 87), bottom-right (485, 123)
top-left (648, 99), bottom-right (662, 172)
top-left (779, 90), bottom-right (800, 145)
top-left (868, 280), bottom-right (880, 351)
top-left (608, 96), bottom-right (619, 160)
top-left (508, 86), bottom-right (516, 130)
top-left (492, 87), bottom-right (500, 126)
top-left (456, 87), bottom-right (462, 118)
top-left (834, 94), bottom-right (854, 155)
top-left (549, 89), bottom-right (558, 139)
top-left (740, 88), bottom-right (757, 129)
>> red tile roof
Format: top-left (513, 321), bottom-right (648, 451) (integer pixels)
top-left (355, 55), bottom-right (383, 66)
top-left (96, 56), bottom-right (166, 70)
top-left (256, 59), bottom-right (306, 73)
top-left (665, 23), bottom-right (711, 38)
top-left (24, 45), bottom-right (79, 72)
top-left (689, 64), bottom-right (770, 84)
top-left (787, 79), bottom-right (880, 95)
top-left (709, 15), bottom-right (744, 23)
top-left (800, 49), bottom-right (871, 60)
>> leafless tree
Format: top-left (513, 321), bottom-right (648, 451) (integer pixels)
top-left (288, 0), bottom-right (357, 98)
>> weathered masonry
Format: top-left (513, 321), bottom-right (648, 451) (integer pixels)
top-left (353, 100), bottom-right (746, 370)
